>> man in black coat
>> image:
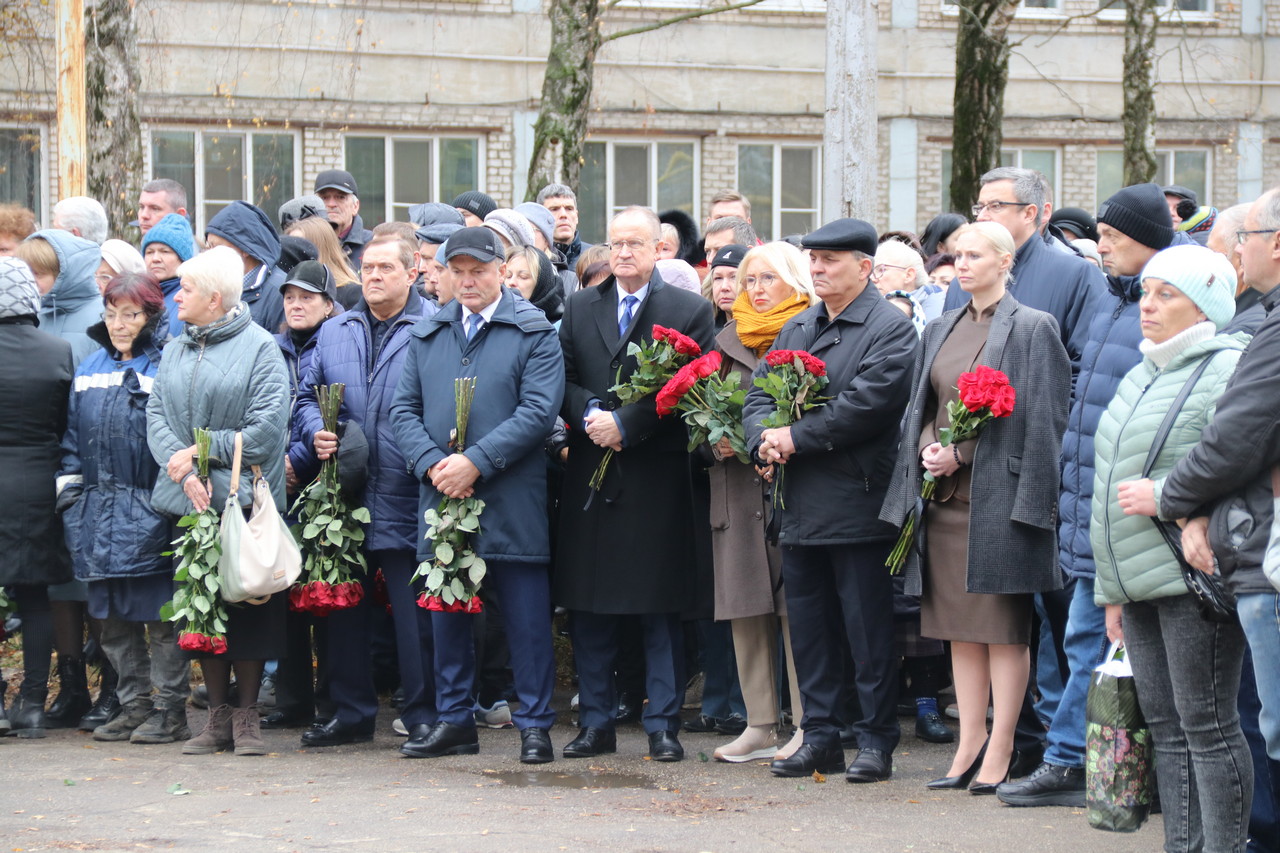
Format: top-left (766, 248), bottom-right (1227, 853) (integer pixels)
top-left (554, 206), bottom-right (715, 763)
top-left (744, 218), bottom-right (919, 782)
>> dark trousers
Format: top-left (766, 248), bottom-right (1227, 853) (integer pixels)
top-left (1241, 644), bottom-right (1280, 853)
top-left (275, 608), bottom-right (329, 720)
top-left (377, 549), bottom-right (437, 728)
top-left (433, 560), bottom-right (556, 730)
top-left (782, 542), bottom-right (900, 754)
top-left (324, 587), bottom-right (378, 727)
top-left (572, 610), bottom-right (683, 735)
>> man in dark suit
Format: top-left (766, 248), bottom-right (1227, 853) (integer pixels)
top-left (554, 206), bottom-right (716, 763)
top-left (744, 218), bottom-right (919, 782)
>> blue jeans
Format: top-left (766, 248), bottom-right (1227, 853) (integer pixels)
top-left (696, 619), bottom-right (745, 720)
top-left (1044, 577), bottom-right (1110, 768)
top-left (1124, 592), bottom-right (1251, 853)
top-left (1238, 593), bottom-right (1280, 762)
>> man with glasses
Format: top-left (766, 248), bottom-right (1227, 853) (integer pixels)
top-left (945, 167), bottom-right (1104, 371)
top-left (554, 206), bottom-right (715, 763)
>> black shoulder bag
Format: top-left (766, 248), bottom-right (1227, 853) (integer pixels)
top-left (1140, 353), bottom-right (1237, 624)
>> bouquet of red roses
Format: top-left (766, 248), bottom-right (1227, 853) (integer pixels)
top-left (752, 350), bottom-right (829, 507)
top-left (589, 324), bottom-right (702, 491)
top-left (886, 364), bottom-right (1016, 574)
top-left (656, 351), bottom-right (751, 464)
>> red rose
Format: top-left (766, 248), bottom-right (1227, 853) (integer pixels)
top-left (177, 632), bottom-right (206, 652)
top-left (651, 325), bottom-right (672, 343)
top-left (655, 386), bottom-right (679, 417)
top-left (209, 635), bottom-right (228, 655)
top-left (989, 384), bottom-right (1016, 418)
top-left (671, 334), bottom-right (701, 357)
top-left (766, 349), bottom-right (798, 367)
top-left (464, 596), bottom-right (484, 614)
top-left (798, 353), bottom-right (826, 377)
top-left (418, 594), bottom-right (445, 612)
top-left (690, 350), bottom-right (721, 379)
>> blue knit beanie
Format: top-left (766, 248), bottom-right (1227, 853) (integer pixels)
top-left (142, 213), bottom-right (196, 262)
top-left (1141, 244), bottom-right (1237, 330)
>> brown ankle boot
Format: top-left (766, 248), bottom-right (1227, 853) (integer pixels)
top-left (183, 704), bottom-right (233, 755)
top-left (233, 705), bottom-right (266, 756)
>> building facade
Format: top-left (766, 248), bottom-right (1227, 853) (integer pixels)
top-left (1, 0), bottom-right (1276, 241)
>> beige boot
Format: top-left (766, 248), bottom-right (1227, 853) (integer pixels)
top-left (183, 704), bottom-right (233, 755)
top-left (232, 705), bottom-right (266, 756)
top-left (714, 724), bottom-right (776, 763)
top-left (774, 727), bottom-right (805, 761)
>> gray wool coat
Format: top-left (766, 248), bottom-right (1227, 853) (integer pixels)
top-left (880, 293), bottom-right (1071, 596)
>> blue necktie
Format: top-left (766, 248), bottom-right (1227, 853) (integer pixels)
top-left (619, 295), bottom-right (638, 338)
top-left (466, 313), bottom-right (483, 341)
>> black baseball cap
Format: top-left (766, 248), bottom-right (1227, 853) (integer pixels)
top-left (280, 260), bottom-right (337, 301)
top-left (315, 169), bottom-right (358, 196)
top-left (441, 227), bottom-right (504, 264)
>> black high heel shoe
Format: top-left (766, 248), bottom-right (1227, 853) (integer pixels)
top-left (926, 741), bottom-right (988, 790)
top-left (969, 750), bottom-right (1016, 795)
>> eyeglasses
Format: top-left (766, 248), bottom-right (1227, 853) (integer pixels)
top-left (1235, 229), bottom-right (1277, 245)
top-left (101, 310), bottom-right (144, 324)
top-left (871, 264), bottom-right (908, 279)
top-left (605, 239), bottom-right (654, 254)
top-left (972, 200), bottom-right (1032, 217)
top-left (742, 273), bottom-right (781, 290)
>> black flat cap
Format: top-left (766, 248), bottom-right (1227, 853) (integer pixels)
top-left (710, 244), bottom-right (750, 269)
top-left (801, 218), bottom-right (878, 255)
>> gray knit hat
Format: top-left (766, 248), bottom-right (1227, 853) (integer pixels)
top-left (0, 257), bottom-right (41, 319)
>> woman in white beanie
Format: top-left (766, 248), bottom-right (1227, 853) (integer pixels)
top-left (1094, 243), bottom-right (1252, 851)
top-left (95, 240), bottom-right (147, 293)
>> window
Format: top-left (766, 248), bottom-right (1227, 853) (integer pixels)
top-left (344, 135), bottom-right (482, 227)
top-left (150, 129), bottom-right (297, 234)
top-left (1095, 149), bottom-right (1210, 210)
top-left (0, 125), bottom-right (44, 221)
top-left (577, 140), bottom-right (698, 245)
top-left (737, 144), bottom-right (822, 241)
top-left (939, 148), bottom-right (1060, 213)
top-left (943, 0), bottom-right (1064, 16)
top-left (612, 0), bottom-right (823, 12)
top-left (1097, 0), bottom-right (1212, 19)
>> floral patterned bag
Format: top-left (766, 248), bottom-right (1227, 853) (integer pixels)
top-left (1085, 641), bottom-right (1154, 832)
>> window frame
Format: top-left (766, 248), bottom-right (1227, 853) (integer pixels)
top-left (611, 0), bottom-right (823, 13)
top-left (939, 146), bottom-right (1062, 213)
top-left (578, 137), bottom-right (701, 245)
top-left (941, 0), bottom-right (1066, 20)
top-left (341, 132), bottom-right (487, 227)
top-left (1093, 147), bottom-right (1213, 211)
top-left (146, 125), bottom-right (302, 236)
top-left (735, 141), bottom-right (824, 242)
top-left (0, 122), bottom-right (48, 225)
top-left (1095, 0), bottom-right (1214, 23)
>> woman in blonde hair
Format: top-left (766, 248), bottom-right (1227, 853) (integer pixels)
top-left (709, 241), bottom-right (815, 763)
top-left (881, 222), bottom-right (1071, 793)
top-left (286, 217), bottom-right (361, 309)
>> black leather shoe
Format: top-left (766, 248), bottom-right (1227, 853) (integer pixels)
top-left (714, 714), bottom-right (748, 736)
top-left (1009, 743), bottom-right (1045, 779)
top-left (845, 748), bottom-right (893, 783)
top-left (995, 762), bottom-right (1086, 807)
top-left (563, 726), bottom-right (617, 758)
top-left (648, 730), bottom-right (684, 762)
top-left (300, 717), bottom-right (374, 747)
top-left (927, 741), bottom-right (987, 790)
top-left (683, 714), bottom-right (723, 733)
top-left (261, 710), bottom-right (312, 730)
top-left (838, 724), bottom-right (859, 749)
top-left (520, 727), bottom-right (554, 764)
top-left (914, 712), bottom-right (955, 744)
top-left (401, 721), bottom-right (479, 758)
top-left (615, 692), bottom-right (643, 725)
top-left (770, 743), bottom-right (845, 777)
top-left (78, 690), bottom-right (121, 732)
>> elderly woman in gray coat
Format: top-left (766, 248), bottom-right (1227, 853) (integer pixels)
top-left (147, 245), bottom-right (290, 757)
top-left (881, 222), bottom-right (1071, 794)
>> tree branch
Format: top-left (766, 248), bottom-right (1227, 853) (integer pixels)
top-left (603, 0), bottom-right (767, 43)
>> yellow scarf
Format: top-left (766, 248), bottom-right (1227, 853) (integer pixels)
top-left (732, 290), bottom-right (811, 356)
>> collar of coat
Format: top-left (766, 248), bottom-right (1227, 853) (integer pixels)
top-left (413, 287), bottom-right (554, 339)
top-left (790, 278), bottom-right (882, 341)
top-left (1261, 281), bottom-right (1280, 313)
top-left (926, 291), bottom-right (1024, 372)
top-left (341, 292), bottom-right (429, 331)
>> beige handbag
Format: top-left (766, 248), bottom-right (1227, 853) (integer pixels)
top-left (218, 432), bottom-right (302, 603)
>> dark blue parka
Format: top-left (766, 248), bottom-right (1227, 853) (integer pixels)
top-left (58, 318), bottom-right (171, 579)
top-left (390, 288), bottom-right (565, 563)
top-left (296, 294), bottom-right (439, 552)
top-left (205, 201), bottom-right (287, 332)
top-left (276, 328), bottom-right (323, 492)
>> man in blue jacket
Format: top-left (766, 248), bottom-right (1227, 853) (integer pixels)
top-left (296, 234), bottom-right (440, 749)
top-left (390, 227), bottom-right (564, 762)
top-left (204, 201), bottom-right (286, 332)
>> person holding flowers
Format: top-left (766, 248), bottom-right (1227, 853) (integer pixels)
top-left (702, 241), bottom-right (814, 763)
top-left (391, 227), bottom-right (564, 763)
top-left (146, 246), bottom-right (290, 756)
top-left (743, 218), bottom-right (919, 783)
top-left (880, 222), bottom-right (1070, 794)
top-left (555, 206), bottom-right (715, 762)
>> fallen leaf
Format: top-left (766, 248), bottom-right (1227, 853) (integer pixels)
top-left (698, 752), bottom-right (709, 762)
top-left (166, 783), bottom-right (190, 796)
top-left (812, 771), bottom-right (827, 783)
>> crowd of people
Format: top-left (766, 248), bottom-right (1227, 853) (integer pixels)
top-left (1, 164), bottom-right (1279, 850)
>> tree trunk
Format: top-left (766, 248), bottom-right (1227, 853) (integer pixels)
top-left (949, 0), bottom-right (1022, 215)
top-left (822, 0), bottom-right (878, 223)
top-left (1121, 0), bottom-right (1158, 185)
top-left (86, 0), bottom-right (143, 235)
top-left (525, 0), bottom-right (602, 202)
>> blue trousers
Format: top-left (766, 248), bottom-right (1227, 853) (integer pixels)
top-left (1241, 642), bottom-right (1280, 852)
top-left (1043, 577), bottom-right (1110, 767)
top-left (324, 585), bottom-right (379, 728)
top-left (571, 610), bottom-right (683, 735)
top-left (432, 561), bottom-right (556, 730)
top-left (379, 549), bottom-right (437, 728)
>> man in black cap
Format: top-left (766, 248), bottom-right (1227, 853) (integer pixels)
top-left (1049, 207), bottom-right (1100, 244)
top-left (315, 169), bottom-right (374, 269)
top-left (743, 217), bottom-right (919, 782)
top-left (452, 191), bottom-right (497, 228)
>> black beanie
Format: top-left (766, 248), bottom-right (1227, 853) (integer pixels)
top-left (1097, 182), bottom-right (1175, 250)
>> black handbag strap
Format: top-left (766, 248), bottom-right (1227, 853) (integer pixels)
top-left (1141, 352), bottom-right (1220, 479)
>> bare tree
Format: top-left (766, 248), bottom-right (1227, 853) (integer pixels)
top-left (1120, 0), bottom-right (1158, 185)
top-left (949, 0), bottom-right (1022, 215)
top-left (86, 0), bottom-right (143, 234)
top-left (524, 0), bottom-right (765, 201)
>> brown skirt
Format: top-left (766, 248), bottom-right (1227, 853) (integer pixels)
top-left (920, 496), bottom-right (1032, 645)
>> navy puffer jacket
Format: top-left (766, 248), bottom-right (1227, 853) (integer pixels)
top-left (296, 295), bottom-right (439, 552)
top-left (276, 328), bottom-right (323, 493)
top-left (58, 318), bottom-right (171, 579)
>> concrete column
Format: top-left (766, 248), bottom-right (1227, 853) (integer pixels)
top-left (1237, 122), bottom-right (1264, 205)
top-left (887, 118), bottom-right (919, 232)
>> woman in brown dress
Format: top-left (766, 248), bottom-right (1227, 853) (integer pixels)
top-left (709, 242), bottom-right (814, 763)
top-left (881, 222), bottom-right (1071, 794)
